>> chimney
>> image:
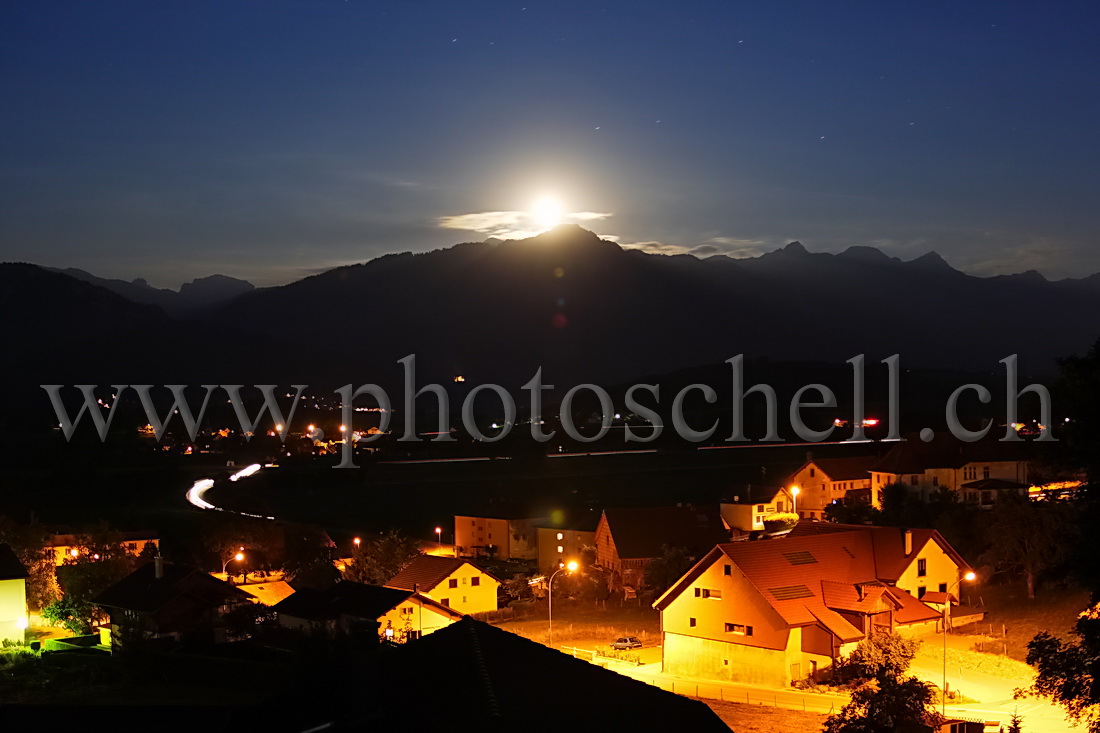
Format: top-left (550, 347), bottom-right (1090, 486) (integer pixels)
top-left (903, 529), bottom-right (913, 555)
top-left (154, 554), bottom-right (163, 580)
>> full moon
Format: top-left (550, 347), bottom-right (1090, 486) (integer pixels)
top-left (531, 196), bottom-right (565, 229)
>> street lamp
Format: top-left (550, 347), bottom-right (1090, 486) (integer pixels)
top-left (222, 550), bottom-right (245, 577)
top-left (435, 526), bottom-right (442, 548)
top-left (791, 485), bottom-right (801, 516)
top-left (548, 560), bottom-right (578, 649)
top-left (942, 570), bottom-right (977, 714)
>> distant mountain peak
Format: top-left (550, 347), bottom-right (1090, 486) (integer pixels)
top-left (782, 240), bottom-right (808, 254)
top-left (839, 245), bottom-right (892, 263)
top-left (908, 251), bottom-right (954, 272)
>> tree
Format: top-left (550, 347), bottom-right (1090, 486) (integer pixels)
top-left (1006, 712), bottom-right (1024, 733)
top-left (0, 521), bottom-right (59, 610)
top-left (503, 573), bottom-right (533, 602)
top-left (1026, 605), bottom-right (1100, 732)
top-left (824, 676), bottom-right (944, 733)
top-left (202, 513), bottom-right (274, 575)
top-left (40, 596), bottom-right (96, 635)
top-left (824, 632), bottom-right (943, 733)
top-left (979, 492), bottom-right (1075, 598)
top-left (343, 530), bottom-right (422, 585)
top-left (281, 524), bottom-right (339, 589)
top-left (833, 632), bottom-right (920, 683)
top-left (824, 500), bottom-right (880, 525)
top-left (642, 544), bottom-right (693, 594)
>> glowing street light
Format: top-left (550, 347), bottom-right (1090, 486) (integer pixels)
top-left (435, 526), bottom-right (442, 546)
top-left (353, 536), bottom-right (361, 548)
top-left (548, 560), bottom-right (579, 649)
top-left (791, 485), bottom-right (801, 516)
top-left (222, 550), bottom-right (245, 577)
top-left (942, 570), bottom-right (978, 714)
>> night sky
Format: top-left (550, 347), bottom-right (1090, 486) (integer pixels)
top-left (3, 2), bottom-right (1098, 287)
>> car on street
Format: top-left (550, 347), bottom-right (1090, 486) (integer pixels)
top-left (612, 636), bottom-right (643, 649)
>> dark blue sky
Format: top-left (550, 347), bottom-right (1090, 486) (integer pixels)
top-left (3, 1), bottom-right (1098, 287)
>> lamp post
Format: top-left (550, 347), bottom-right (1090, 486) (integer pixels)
top-left (222, 549), bottom-right (244, 578)
top-left (942, 570), bottom-right (977, 714)
top-left (435, 526), bottom-right (442, 549)
top-left (548, 560), bottom-right (578, 649)
top-left (791, 485), bottom-right (801, 516)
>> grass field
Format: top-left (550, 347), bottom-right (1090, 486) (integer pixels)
top-left (958, 580), bottom-right (1091, 661)
top-left (700, 699), bottom-right (828, 732)
top-left (495, 600), bottom-right (661, 650)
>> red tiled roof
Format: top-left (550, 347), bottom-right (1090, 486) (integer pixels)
top-left (870, 434), bottom-right (1029, 475)
top-left (885, 586), bottom-right (943, 624)
top-left (808, 606), bottom-right (864, 643)
top-left (385, 555), bottom-right (495, 593)
top-left (820, 580), bottom-right (889, 614)
top-left (805, 456), bottom-right (878, 481)
top-left (602, 506), bottom-right (729, 560)
top-left (787, 522), bottom-right (970, 582)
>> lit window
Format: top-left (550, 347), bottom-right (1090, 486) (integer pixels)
top-left (557, 545), bottom-right (564, 553)
top-left (725, 623), bottom-right (751, 635)
top-left (557, 532), bottom-right (564, 541)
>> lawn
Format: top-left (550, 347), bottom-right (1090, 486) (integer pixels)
top-left (494, 599), bottom-right (661, 650)
top-left (956, 580), bottom-right (1091, 661)
top-left (700, 699), bottom-right (827, 732)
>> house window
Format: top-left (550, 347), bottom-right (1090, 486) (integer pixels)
top-left (983, 466), bottom-right (990, 479)
top-left (441, 598), bottom-right (450, 606)
top-left (939, 583), bottom-right (947, 593)
top-left (917, 559), bottom-right (927, 577)
top-left (695, 588), bottom-right (720, 599)
top-left (449, 578), bottom-right (458, 588)
top-left (917, 586), bottom-right (926, 598)
top-left (710, 589), bottom-right (722, 600)
top-left (932, 477), bottom-right (939, 487)
top-left (471, 577), bottom-right (480, 587)
top-left (910, 475), bottom-right (919, 485)
top-left (557, 545), bottom-right (564, 553)
top-left (463, 596), bottom-right (467, 603)
top-left (810, 468), bottom-right (815, 477)
top-left (755, 504), bottom-right (764, 512)
top-left (724, 564), bottom-right (731, 576)
top-left (557, 532), bottom-right (564, 541)
top-left (725, 623), bottom-right (752, 636)
top-left (689, 617), bottom-right (697, 627)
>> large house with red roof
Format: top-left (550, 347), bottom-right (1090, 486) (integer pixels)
top-left (653, 522), bottom-right (981, 687)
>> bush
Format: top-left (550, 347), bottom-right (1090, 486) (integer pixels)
top-left (762, 512), bottom-right (799, 533)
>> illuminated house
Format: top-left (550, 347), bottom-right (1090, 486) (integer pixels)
top-left (654, 523), bottom-right (979, 686)
top-left (786, 456), bottom-right (880, 516)
top-left (453, 515), bottom-right (538, 560)
top-left (94, 558), bottom-right (251, 646)
top-left (385, 555), bottom-right (500, 615)
top-left (535, 517), bottom-right (597, 574)
top-left (273, 581), bottom-right (461, 642)
top-left (720, 486), bottom-right (792, 535)
top-left (869, 435), bottom-right (1029, 503)
top-left (594, 506), bottom-right (730, 591)
top-left (0, 544), bottom-right (28, 643)
top-left (46, 530), bottom-right (159, 566)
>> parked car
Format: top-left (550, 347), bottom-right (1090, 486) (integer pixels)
top-left (612, 636), bottom-right (643, 649)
